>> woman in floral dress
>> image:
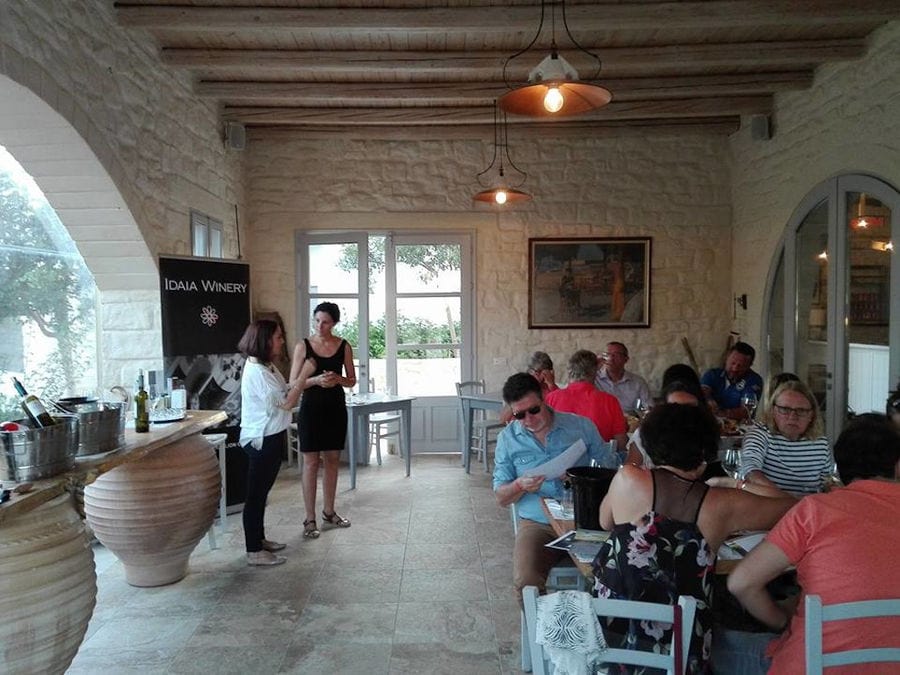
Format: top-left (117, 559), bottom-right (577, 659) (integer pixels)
top-left (592, 404), bottom-right (795, 673)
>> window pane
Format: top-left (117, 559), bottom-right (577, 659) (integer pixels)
top-left (396, 243), bottom-right (461, 293)
top-left (795, 200), bottom-right (828, 415)
top-left (209, 225), bottom-right (223, 258)
top-left (309, 243), bottom-right (359, 294)
top-left (397, 350), bottom-right (460, 397)
top-left (192, 222), bottom-right (208, 257)
top-left (396, 297), bottom-right (460, 349)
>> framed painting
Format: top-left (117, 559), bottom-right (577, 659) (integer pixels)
top-left (528, 237), bottom-right (651, 329)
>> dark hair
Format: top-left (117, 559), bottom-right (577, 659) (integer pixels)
top-left (314, 301), bottom-right (341, 324)
top-left (771, 372), bottom-right (801, 389)
top-left (730, 341), bottom-right (756, 363)
top-left (568, 350), bottom-right (598, 382)
top-left (238, 319), bottom-right (279, 363)
top-left (639, 403), bottom-right (719, 470)
top-left (527, 351), bottom-right (553, 372)
top-left (887, 382), bottom-right (900, 416)
top-left (503, 372), bottom-right (543, 405)
top-left (606, 341), bottom-right (628, 357)
top-left (661, 363), bottom-right (700, 390)
top-left (834, 413), bottom-right (900, 483)
top-left (661, 379), bottom-right (704, 404)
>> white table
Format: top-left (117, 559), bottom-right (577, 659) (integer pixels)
top-left (346, 394), bottom-right (415, 489)
top-left (457, 390), bottom-right (504, 474)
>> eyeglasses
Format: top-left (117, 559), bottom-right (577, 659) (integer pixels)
top-left (773, 404), bottom-right (813, 418)
top-left (511, 404), bottom-right (542, 420)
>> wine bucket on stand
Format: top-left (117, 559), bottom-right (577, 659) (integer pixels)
top-left (0, 493), bottom-right (97, 675)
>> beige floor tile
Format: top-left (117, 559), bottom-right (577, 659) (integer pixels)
top-left (394, 600), bottom-right (496, 645)
top-left (292, 601), bottom-right (398, 644)
top-left (389, 643), bottom-right (502, 674)
top-left (400, 568), bottom-right (487, 601)
top-left (280, 641), bottom-right (393, 674)
top-left (168, 645), bottom-right (288, 674)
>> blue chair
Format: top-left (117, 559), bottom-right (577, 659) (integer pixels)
top-left (804, 594), bottom-right (900, 674)
top-left (523, 585), bottom-right (697, 675)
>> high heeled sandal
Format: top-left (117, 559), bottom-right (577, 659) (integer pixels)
top-left (303, 519), bottom-right (320, 538)
top-left (322, 510), bottom-right (351, 528)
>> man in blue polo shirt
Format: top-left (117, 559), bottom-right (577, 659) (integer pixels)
top-left (493, 372), bottom-right (618, 604)
top-left (701, 341), bottom-right (764, 420)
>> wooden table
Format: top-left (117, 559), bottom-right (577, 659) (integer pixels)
top-left (345, 394), bottom-right (415, 489)
top-left (458, 390), bottom-right (504, 473)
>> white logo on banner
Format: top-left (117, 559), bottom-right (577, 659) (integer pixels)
top-left (200, 305), bottom-right (219, 327)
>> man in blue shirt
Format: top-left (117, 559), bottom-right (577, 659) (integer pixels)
top-left (700, 341), bottom-right (764, 420)
top-left (493, 372), bottom-right (618, 603)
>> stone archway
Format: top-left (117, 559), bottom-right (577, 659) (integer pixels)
top-left (0, 74), bottom-right (162, 387)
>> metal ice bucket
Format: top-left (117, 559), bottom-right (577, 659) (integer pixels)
top-left (72, 402), bottom-right (126, 456)
top-left (0, 415), bottom-right (79, 482)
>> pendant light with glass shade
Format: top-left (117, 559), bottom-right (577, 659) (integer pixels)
top-left (473, 103), bottom-right (532, 206)
top-left (499, 0), bottom-right (612, 117)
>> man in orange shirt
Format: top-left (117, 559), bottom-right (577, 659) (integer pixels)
top-left (546, 349), bottom-right (628, 451)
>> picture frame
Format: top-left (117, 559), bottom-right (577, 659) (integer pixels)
top-left (528, 237), bottom-right (651, 329)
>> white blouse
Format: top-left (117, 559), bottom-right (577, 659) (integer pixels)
top-left (239, 358), bottom-right (292, 450)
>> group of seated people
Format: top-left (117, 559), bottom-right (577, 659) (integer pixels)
top-left (492, 341), bottom-right (900, 674)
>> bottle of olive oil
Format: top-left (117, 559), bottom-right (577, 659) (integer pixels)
top-left (134, 370), bottom-right (150, 433)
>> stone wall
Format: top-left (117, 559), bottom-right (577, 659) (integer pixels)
top-left (729, 20), bottom-right (900, 349)
top-left (246, 128), bottom-right (734, 391)
top-left (0, 1), bottom-right (244, 387)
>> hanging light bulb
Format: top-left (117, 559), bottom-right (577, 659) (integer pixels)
top-left (499, 0), bottom-right (612, 117)
top-left (472, 102), bottom-right (532, 206)
top-left (543, 86), bottom-right (564, 113)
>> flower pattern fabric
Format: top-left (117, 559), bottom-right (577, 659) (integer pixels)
top-left (592, 511), bottom-right (714, 674)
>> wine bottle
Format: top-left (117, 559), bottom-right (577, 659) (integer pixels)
top-left (11, 377), bottom-right (55, 428)
top-left (134, 370), bottom-right (150, 433)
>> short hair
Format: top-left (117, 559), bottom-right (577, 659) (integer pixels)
top-left (313, 301), bottom-right (341, 323)
top-left (502, 372), bottom-right (543, 404)
top-left (661, 379), bottom-right (704, 405)
top-left (771, 372), bottom-right (801, 389)
top-left (568, 350), bottom-right (598, 382)
top-left (661, 363), bottom-right (700, 390)
top-left (763, 380), bottom-right (824, 438)
top-left (238, 319), bottom-right (279, 363)
top-left (887, 382), bottom-right (900, 416)
top-left (606, 341), bottom-right (628, 357)
top-left (835, 413), bottom-right (900, 483)
top-left (527, 351), bottom-right (554, 373)
top-left (729, 341), bottom-right (756, 363)
top-left (639, 403), bottom-right (719, 470)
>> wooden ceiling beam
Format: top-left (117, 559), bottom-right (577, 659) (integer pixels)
top-left (161, 39), bottom-right (866, 76)
top-left (222, 96), bottom-right (772, 126)
top-left (116, 2), bottom-right (898, 32)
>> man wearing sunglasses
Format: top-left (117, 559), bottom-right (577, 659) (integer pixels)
top-left (493, 372), bottom-right (619, 604)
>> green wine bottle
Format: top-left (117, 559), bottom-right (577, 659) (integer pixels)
top-left (11, 377), bottom-right (55, 428)
top-left (134, 370), bottom-right (150, 433)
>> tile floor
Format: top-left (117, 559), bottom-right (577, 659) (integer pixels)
top-left (67, 453), bottom-right (524, 674)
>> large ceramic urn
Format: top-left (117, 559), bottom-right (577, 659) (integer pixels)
top-left (0, 493), bottom-right (96, 675)
top-left (83, 433), bottom-right (220, 587)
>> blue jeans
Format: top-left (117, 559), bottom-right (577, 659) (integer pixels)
top-left (711, 627), bottom-right (775, 675)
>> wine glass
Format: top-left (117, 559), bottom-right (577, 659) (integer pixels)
top-left (722, 447), bottom-right (742, 480)
top-left (634, 397), bottom-right (651, 419)
top-left (741, 391), bottom-right (758, 421)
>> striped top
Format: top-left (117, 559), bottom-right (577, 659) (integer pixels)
top-left (740, 425), bottom-right (833, 496)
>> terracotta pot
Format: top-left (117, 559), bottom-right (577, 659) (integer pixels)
top-left (0, 494), bottom-right (96, 675)
top-left (84, 433), bottom-right (220, 587)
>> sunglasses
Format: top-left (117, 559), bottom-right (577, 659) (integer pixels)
top-left (512, 404), bottom-right (542, 420)
top-left (773, 404), bottom-right (813, 418)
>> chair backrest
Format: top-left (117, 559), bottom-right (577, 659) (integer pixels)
top-left (523, 586), bottom-right (697, 675)
top-left (804, 594), bottom-right (900, 674)
top-left (456, 379), bottom-right (487, 423)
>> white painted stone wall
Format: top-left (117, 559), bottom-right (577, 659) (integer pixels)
top-left (246, 128), bottom-right (734, 392)
top-left (1, 1), bottom-right (244, 388)
top-left (730, 20), bottom-right (900, 350)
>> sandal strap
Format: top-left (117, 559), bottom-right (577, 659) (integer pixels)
top-left (322, 510), bottom-right (350, 526)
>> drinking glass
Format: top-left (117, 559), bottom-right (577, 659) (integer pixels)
top-left (723, 447), bottom-right (742, 480)
top-left (741, 391), bottom-right (759, 420)
top-left (560, 480), bottom-right (575, 519)
top-left (635, 398), bottom-right (651, 419)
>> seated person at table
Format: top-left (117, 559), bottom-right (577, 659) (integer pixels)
top-left (740, 380), bottom-right (832, 496)
top-left (701, 342), bottom-right (763, 420)
top-left (592, 404), bottom-right (795, 674)
top-left (594, 341), bottom-right (651, 413)
top-left (660, 363), bottom-right (704, 402)
top-left (527, 351), bottom-right (559, 396)
top-left (888, 382), bottom-right (900, 430)
top-left (547, 349), bottom-right (628, 450)
top-left (728, 414), bottom-right (900, 675)
top-left (624, 378), bottom-right (706, 467)
top-left (493, 372), bottom-right (618, 604)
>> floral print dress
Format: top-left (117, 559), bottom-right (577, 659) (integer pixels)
top-left (591, 469), bottom-right (715, 674)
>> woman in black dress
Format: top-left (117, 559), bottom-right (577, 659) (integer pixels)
top-left (290, 302), bottom-right (357, 538)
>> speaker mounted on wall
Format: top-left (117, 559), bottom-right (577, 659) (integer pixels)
top-left (224, 122), bottom-right (246, 151)
top-left (749, 114), bottom-right (771, 141)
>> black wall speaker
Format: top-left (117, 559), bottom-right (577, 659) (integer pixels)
top-left (750, 115), bottom-right (771, 141)
top-left (225, 122), bottom-right (246, 150)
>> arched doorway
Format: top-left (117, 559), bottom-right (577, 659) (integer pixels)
top-left (763, 174), bottom-right (899, 439)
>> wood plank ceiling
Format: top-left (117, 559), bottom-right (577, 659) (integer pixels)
top-left (114, 1), bottom-right (900, 134)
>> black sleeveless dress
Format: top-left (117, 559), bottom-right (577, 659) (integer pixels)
top-left (298, 338), bottom-right (348, 451)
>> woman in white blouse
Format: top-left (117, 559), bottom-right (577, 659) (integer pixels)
top-left (238, 319), bottom-right (314, 566)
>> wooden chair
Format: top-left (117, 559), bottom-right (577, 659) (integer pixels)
top-left (511, 501), bottom-right (585, 672)
top-left (523, 586), bottom-right (697, 675)
top-left (455, 379), bottom-right (504, 472)
top-left (804, 594), bottom-right (900, 674)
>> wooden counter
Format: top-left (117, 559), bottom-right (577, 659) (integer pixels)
top-left (0, 410), bottom-right (226, 526)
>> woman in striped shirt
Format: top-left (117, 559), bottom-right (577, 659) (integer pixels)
top-left (740, 380), bottom-right (833, 496)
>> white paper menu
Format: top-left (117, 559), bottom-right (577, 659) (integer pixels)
top-left (521, 439), bottom-right (587, 479)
